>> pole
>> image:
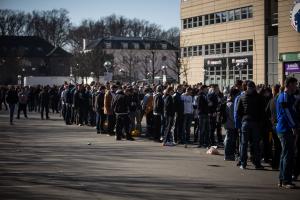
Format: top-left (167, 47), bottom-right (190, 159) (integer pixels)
top-left (152, 51), bottom-right (155, 84)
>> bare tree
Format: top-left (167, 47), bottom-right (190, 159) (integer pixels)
top-left (0, 9), bottom-right (29, 36)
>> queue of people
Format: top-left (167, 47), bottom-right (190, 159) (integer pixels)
top-left (1, 77), bottom-right (300, 189)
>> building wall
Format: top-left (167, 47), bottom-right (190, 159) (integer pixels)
top-left (278, 0), bottom-right (300, 84)
top-left (180, 0), bottom-right (266, 85)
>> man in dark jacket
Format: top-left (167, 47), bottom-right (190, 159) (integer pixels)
top-left (39, 86), bottom-right (50, 120)
top-left (95, 85), bottom-right (106, 134)
top-left (207, 85), bottom-right (219, 146)
top-left (237, 81), bottom-right (264, 170)
top-left (153, 85), bottom-right (164, 141)
top-left (112, 88), bottom-right (134, 141)
top-left (6, 85), bottom-right (18, 125)
top-left (196, 85), bottom-right (209, 147)
top-left (163, 86), bottom-right (175, 146)
top-left (172, 85), bottom-right (184, 144)
top-left (63, 84), bottom-right (73, 125)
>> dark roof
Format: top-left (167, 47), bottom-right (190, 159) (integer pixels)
top-left (85, 36), bottom-right (177, 51)
top-left (0, 36), bottom-right (71, 57)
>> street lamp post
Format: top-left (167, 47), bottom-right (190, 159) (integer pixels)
top-left (119, 68), bottom-right (126, 83)
top-left (236, 63), bottom-right (242, 80)
top-left (17, 75), bottom-right (22, 85)
top-left (151, 50), bottom-right (155, 84)
top-left (161, 65), bottom-right (167, 83)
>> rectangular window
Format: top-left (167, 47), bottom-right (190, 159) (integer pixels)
top-left (183, 19), bottom-right (187, 29)
top-left (229, 42), bottom-right (234, 53)
top-left (248, 6), bottom-right (253, 18)
top-left (205, 45), bottom-right (209, 55)
top-left (181, 48), bottom-right (185, 57)
top-left (248, 39), bottom-right (253, 51)
top-left (193, 17), bottom-right (198, 27)
top-left (193, 46), bottom-right (198, 56)
top-left (188, 47), bottom-right (193, 56)
top-left (183, 48), bottom-right (187, 57)
top-left (209, 13), bottom-right (215, 24)
top-left (235, 8), bottom-right (241, 20)
top-left (105, 42), bottom-right (111, 49)
top-left (209, 44), bottom-right (215, 55)
top-left (228, 10), bottom-right (234, 21)
top-left (241, 7), bottom-right (248, 19)
top-left (144, 43), bottom-right (150, 50)
top-left (215, 12), bottom-right (221, 23)
top-left (221, 43), bottom-right (227, 54)
top-left (241, 40), bottom-right (247, 52)
top-left (221, 11), bottom-right (227, 22)
top-left (198, 45), bottom-right (202, 56)
top-left (205, 15), bottom-right (209, 25)
top-left (133, 43), bottom-right (139, 49)
top-left (188, 18), bottom-right (193, 28)
top-left (198, 16), bottom-right (202, 26)
top-left (161, 43), bottom-right (167, 50)
top-left (216, 43), bottom-right (221, 54)
top-left (122, 42), bottom-right (128, 49)
top-left (235, 41), bottom-right (240, 52)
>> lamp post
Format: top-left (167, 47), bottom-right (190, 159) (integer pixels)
top-left (151, 50), bottom-right (155, 84)
top-left (161, 65), bottom-right (167, 83)
top-left (17, 75), bottom-right (22, 85)
top-left (119, 68), bottom-right (126, 83)
top-left (104, 61), bottom-right (112, 73)
top-left (236, 63), bottom-right (242, 80)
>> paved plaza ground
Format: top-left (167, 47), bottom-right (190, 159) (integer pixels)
top-left (0, 110), bottom-right (300, 200)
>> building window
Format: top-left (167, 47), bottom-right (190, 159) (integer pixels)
top-left (188, 47), bottom-right (193, 56)
top-left (204, 45), bottom-right (209, 55)
top-left (235, 8), bottom-right (241, 20)
top-left (209, 44), bottom-right (215, 55)
top-left (193, 17), bottom-right (198, 27)
top-left (122, 42), bottom-right (128, 49)
top-left (228, 10), bottom-right (234, 21)
top-left (221, 11), bottom-right (227, 22)
top-left (221, 43), bottom-right (227, 54)
top-left (241, 7), bottom-right (248, 19)
top-left (241, 40), bottom-right (247, 52)
top-left (144, 43), bottom-right (150, 50)
top-left (216, 43), bottom-right (221, 54)
top-left (105, 42), bottom-right (111, 49)
top-left (193, 46), bottom-right (198, 56)
top-left (133, 43), bottom-right (139, 49)
top-left (209, 13), bottom-right (215, 24)
top-left (248, 6), bottom-right (253, 18)
top-left (198, 45), bottom-right (202, 56)
top-left (248, 39), bottom-right (253, 51)
top-left (205, 15), bottom-right (209, 25)
top-left (234, 41), bottom-right (240, 52)
top-left (215, 12), bottom-right (221, 23)
top-left (229, 42), bottom-right (234, 53)
top-left (198, 16), bottom-right (202, 26)
top-left (183, 19), bottom-right (187, 29)
top-left (161, 43), bottom-right (167, 50)
top-left (188, 18), bottom-right (193, 28)
top-left (183, 48), bottom-right (187, 57)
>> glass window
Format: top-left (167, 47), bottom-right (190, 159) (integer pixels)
top-left (198, 16), bottom-right (202, 26)
top-left (221, 43), bottom-right (227, 54)
top-left (241, 40), bottom-right (247, 52)
top-left (181, 48), bottom-right (185, 57)
top-left (228, 10), bottom-right (234, 21)
top-left (122, 42), bottom-right (128, 49)
top-left (209, 13), bottom-right (215, 24)
top-left (188, 18), bottom-right (193, 28)
top-left (235, 41), bottom-right (240, 52)
top-left (193, 17), bottom-right (198, 27)
top-left (188, 47), bottom-right (193, 56)
top-left (215, 12), bottom-right (221, 23)
top-left (209, 44), bottom-right (215, 55)
top-left (133, 43), bottom-right (139, 49)
top-left (248, 39), bottom-right (253, 51)
top-left (205, 15), bottom-right (209, 25)
top-left (183, 19), bottom-right (187, 29)
top-left (161, 43), bottom-right (167, 50)
top-left (229, 42), bottom-right (234, 53)
top-left (205, 45), bottom-right (209, 55)
top-left (198, 45), bottom-right (202, 55)
top-left (193, 46), bottom-right (198, 56)
top-left (235, 8), bottom-right (241, 20)
top-left (241, 7), bottom-right (248, 19)
top-left (248, 6), bottom-right (253, 18)
top-left (221, 11), bottom-right (227, 22)
top-left (216, 43), bottom-right (221, 54)
top-left (183, 48), bottom-right (187, 57)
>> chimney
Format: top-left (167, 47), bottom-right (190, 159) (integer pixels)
top-left (83, 38), bottom-right (86, 51)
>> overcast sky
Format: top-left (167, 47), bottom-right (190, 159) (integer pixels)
top-left (0, 0), bottom-right (180, 30)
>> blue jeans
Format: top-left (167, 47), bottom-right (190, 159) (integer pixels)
top-left (240, 121), bottom-right (261, 167)
top-left (224, 129), bottom-right (238, 160)
top-left (96, 111), bottom-right (105, 132)
top-left (278, 130), bottom-right (294, 183)
top-left (198, 115), bottom-right (209, 146)
top-left (183, 113), bottom-right (193, 144)
top-left (9, 103), bottom-right (15, 123)
top-left (163, 116), bottom-right (174, 143)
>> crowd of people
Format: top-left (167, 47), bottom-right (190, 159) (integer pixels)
top-left (0, 77), bottom-right (299, 189)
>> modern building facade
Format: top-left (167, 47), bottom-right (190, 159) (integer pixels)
top-left (84, 36), bottom-right (179, 83)
top-left (180, 0), bottom-right (300, 87)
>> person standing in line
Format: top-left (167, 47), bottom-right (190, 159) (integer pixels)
top-left (196, 85), bottom-right (209, 148)
top-left (181, 87), bottom-right (194, 148)
top-left (163, 86), bottom-right (176, 146)
top-left (17, 87), bottom-right (28, 119)
top-left (104, 85), bottom-right (117, 135)
top-left (276, 77), bottom-right (298, 189)
top-left (173, 85), bottom-right (184, 144)
top-left (153, 85), bottom-right (164, 142)
top-left (5, 85), bottom-right (18, 125)
top-left (39, 86), bottom-right (50, 120)
top-left (95, 85), bottom-right (106, 134)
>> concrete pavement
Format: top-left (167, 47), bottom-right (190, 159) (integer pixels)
top-left (0, 110), bottom-right (299, 200)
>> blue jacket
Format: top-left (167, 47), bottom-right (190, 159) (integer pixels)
top-left (276, 91), bottom-right (297, 133)
top-left (234, 91), bottom-right (244, 129)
